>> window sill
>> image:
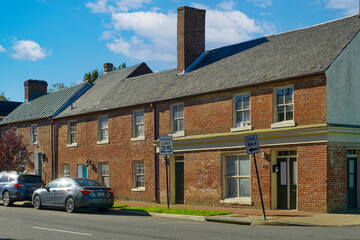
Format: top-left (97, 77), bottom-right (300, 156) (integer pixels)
top-left (131, 136), bottom-right (145, 142)
top-left (220, 198), bottom-right (252, 205)
top-left (67, 143), bottom-right (78, 148)
top-left (271, 120), bottom-right (296, 129)
top-left (97, 139), bottom-right (109, 145)
top-left (31, 142), bottom-right (38, 145)
top-left (132, 187), bottom-right (145, 192)
top-left (169, 131), bottom-right (185, 138)
top-left (231, 125), bottom-right (253, 132)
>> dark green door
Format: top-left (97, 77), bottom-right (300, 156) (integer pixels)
top-left (175, 161), bottom-right (184, 204)
top-left (348, 157), bottom-right (357, 209)
top-left (277, 158), bottom-right (287, 209)
top-left (289, 158), bottom-right (297, 209)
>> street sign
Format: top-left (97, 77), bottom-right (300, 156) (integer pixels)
top-left (244, 134), bottom-right (260, 155)
top-left (159, 136), bottom-right (174, 155)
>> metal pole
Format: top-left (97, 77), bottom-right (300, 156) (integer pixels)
top-left (165, 155), bottom-right (170, 209)
top-left (253, 154), bottom-right (267, 221)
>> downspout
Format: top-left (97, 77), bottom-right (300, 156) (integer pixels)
top-left (51, 119), bottom-right (55, 180)
top-left (151, 103), bottom-right (159, 202)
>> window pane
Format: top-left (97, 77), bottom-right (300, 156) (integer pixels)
top-left (349, 160), bottom-right (355, 174)
top-left (276, 89), bottom-right (284, 105)
top-left (173, 105), bottom-right (178, 118)
top-left (226, 178), bottom-right (238, 198)
top-left (236, 112), bottom-right (243, 127)
top-left (135, 111), bottom-right (144, 124)
top-left (244, 110), bottom-right (250, 122)
top-left (286, 110), bottom-right (293, 121)
top-left (240, 178), bottom-right (250, 197)
top-left (226, 156), bottom-right (238, 176)
top-left (236, 96), bottom-right (243, 110)
top-left (243, 95), bottom-right (250, 109)
top-left (285, 88), bottom-right (293, 104)
top-left (175, 119), bottom-right (184, 132)
top-left (278, 111), bottom-right (284, 122)
top-left (178, 104), bottom-right (184, 118)
top-left (350, 174), bottom-right (355, 188)
top-left (239, 158), bottom-right (250, 176)
top-left (280, 162), bottom-right (287, 186)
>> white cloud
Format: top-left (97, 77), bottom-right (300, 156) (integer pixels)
top-left (247, 0), bottom-right (273, 8)
top-left (0, 45), bottom-right (5, 52)
top-left (86, 0), bottom-right (151, 13)
top-left (10, 40), bottom-right (52, 61)
top-left (217, 0), bottom-right (237, 11)
top-left (324, 0), bottom-right (358, 15)
top-left (87, 0), bottom-right (277, 67)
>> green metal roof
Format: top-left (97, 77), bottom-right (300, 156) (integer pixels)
top-left (0, 82), bottom-right (90, 125)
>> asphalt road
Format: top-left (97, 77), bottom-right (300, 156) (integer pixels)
top-left (2, 204), bottom-right (360, 240)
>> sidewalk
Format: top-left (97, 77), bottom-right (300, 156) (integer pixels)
top-left (116, 200), bottom-right (360, 227)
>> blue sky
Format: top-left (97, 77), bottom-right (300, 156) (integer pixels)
top-left (0, 0), bottom-right (358, 102)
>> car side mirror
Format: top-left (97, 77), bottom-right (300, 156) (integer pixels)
top-left (45, 186), bottom-right (50, 191)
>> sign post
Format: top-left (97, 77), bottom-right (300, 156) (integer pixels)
top-left (159, 136), bottom-right (174, 209)
top-left (244, 134), bottom-right (266, 221)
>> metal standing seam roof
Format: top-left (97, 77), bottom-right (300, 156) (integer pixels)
top-left (0, 82), bottom-right (90, 125)
top-left (56, 15), bottom-right (360, 119)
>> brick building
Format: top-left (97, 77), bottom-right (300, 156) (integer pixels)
top-left (0, 80), bottom-right (91, 183)
top-left (3, 6), bottom-right (359, 212)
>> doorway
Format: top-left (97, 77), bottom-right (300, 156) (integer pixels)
top-left (171, 156), bottom-right (184, 204)
top-left (348, 149), bottom-right (358, 209)
top-left (276, 151), bottom-right (297, 209)
top-left (77, 165), bottom-right (88, 178)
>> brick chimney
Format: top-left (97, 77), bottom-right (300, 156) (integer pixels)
top-left (177, 6), bottom-right (206, 74)
top-left (24, 79), bottom-right (48, 101)
top-left (104, 63), bottom-right (113, 73)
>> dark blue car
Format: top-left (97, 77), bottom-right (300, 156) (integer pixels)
top-left (0, 171), bottom-right (44, 206)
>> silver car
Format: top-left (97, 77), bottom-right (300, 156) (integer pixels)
top-left (32, 178), bottom-right (114, 213)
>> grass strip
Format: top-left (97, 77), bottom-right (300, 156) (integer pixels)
top-left (112, 203), bottom-right (231, 216)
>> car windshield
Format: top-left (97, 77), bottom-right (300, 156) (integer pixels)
top-left (75, 179), bottom-right (103, 187)
top-left (18, 175), bottom-right (43, 183)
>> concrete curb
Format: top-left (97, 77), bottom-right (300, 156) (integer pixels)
top-left (205, 216), bottom-right (253, 225)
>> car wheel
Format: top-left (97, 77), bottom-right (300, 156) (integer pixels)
top-left (65, 197), bottom-right (77, 213)
top-left (98, 207), bottom-right (109, 212)
top-left (2, 191), bottom-right (13, 207)
top-left (33, 195), bottom-right (43, 210)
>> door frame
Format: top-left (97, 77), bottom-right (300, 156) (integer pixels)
top-left (170, 155), bottom-right (184, 204)
top-left (271, 150), bottom-right (297, 210)
top-left (347, 149), bottom-right (359, 209)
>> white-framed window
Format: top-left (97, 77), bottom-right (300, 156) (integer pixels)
top-left (232, 93), bottom-right (252, 132)
top-left (223, 155), bottom-right (251, 200)
top-left (133, 161), bottom-right (145, 190)
top-left (275, 86), bottom-right (293, 122)
top-left (68, 121), bottom-right (77, 145)
top-left (31, 124), bottom-right (37, 145)
top-left (132, 110), bottom-right (144, 140)
top-left (171, 103), bottom-right (184, 136)
top-left (62, 164), bottom-right (70, 177)
top-left (99, 162), bottom-right (109, 187)
top-left (98, 115), bottom-right (109, 143)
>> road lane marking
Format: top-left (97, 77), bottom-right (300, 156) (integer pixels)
top-left (32, 227), bottom-right (93, 236)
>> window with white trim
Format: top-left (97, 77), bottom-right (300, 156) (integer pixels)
top-left (68, 121), bottom-right (77, 144)
top-left (133, 161), bottom-right (145, 189)
top-left (62, 164), bottom-right (70, 177)
top-left (98, 115), bottom-right (109, 142)
top-left (133, 110), bottom-right (144, 138)
top-left (234, 94), bottom-right (250, 128)
top-left (31, 124), bottom-right (37, 144)
top-left (99, 162), bottom-right (109, 187)
top-left (171, 103), bottom-right (184, 134)
top-left (275, 87), bottom-right (293, 122)
top-left (223, 155), bottom-right (250, 199)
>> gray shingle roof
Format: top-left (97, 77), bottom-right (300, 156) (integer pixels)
top-left (56, 15), bottom-right (360, 118)
top-left (0, 82), bottom-right (90, 125)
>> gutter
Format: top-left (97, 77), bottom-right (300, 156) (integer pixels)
top-left (151, 103), bottom-right (159, 202)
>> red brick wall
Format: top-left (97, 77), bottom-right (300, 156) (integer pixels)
top-left (55, 105), bottom-right (155, 202)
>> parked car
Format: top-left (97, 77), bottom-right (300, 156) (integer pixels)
top-left (0, 171), bottom-right (44, 206)
top-left (32, 177), bottom-right (114, 213)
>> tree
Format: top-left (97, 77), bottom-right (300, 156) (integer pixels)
top-left (0, 91), bottom-right (9, 101)
top-left (113, 63), bottom-right (127, 70)
top-left (48, 83), bottom-right (66, 93)
top-left (0, 127), bottom-right (29, 172)
top-left (83, 69), bottom-right (100, 84)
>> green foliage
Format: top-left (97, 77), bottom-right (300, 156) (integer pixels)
top-left (0, 91), bottom-right (9, 101)
top-left (83, 69), bottom-right (99, 83)
top-left (111, 204), bottom-right (231, 216)
top-left (48, 83), bottom-right (66, 93)
top-left (113, 63), bottom-right (127, 70)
